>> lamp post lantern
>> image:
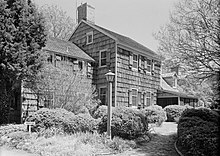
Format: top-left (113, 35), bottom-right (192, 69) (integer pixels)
top-left (105, 70), bottom-right (115, 139)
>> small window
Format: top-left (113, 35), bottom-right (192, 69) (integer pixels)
top-left (146, 92), bottom-right (151, 106)
top-left (132, 89), bottom-right (138, 106)
top-left (145, 59), bottom-right (151, 73)
top-left (100, 50), bottom-right (107, 67)
top-left (133, 54), bottom-right (138, 68)
top-left (86, 31), bottom-right (93, 44)
top-left (99, 87), bottom-right (107, 105)
top-left (78, 61), bottom-right (83, 71)
top-left (47, 54), bottom-right (53, 63)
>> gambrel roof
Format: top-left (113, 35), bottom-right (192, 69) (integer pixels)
top-left (44, 37), bottom-right (94, 62)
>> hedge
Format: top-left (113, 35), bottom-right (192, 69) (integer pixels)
top-left (164, 105), bottom-right (186, 122)
top-left (177, 108), bottom-right (219, 156)
top-left (143, 105), bottom-right (167, 126)
top-left (98, 107), bottom-right (148, 140)
top-left (26, 108), bottom-right (99, 134)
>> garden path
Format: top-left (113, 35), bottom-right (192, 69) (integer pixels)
top-left (114, 122), bottom-right (178, 156)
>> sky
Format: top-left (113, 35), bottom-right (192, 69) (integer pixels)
top-left (33, 0), bottom-right (178, 52)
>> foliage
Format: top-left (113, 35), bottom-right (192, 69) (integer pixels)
top-left (177, 108), bottom-right (219, 156)
top-left (92, 105), bottom-right (108, 119)
top-left (177, 117), bottom-right (219, 155)
top-left (98, 107), bottom-right (148, 140)
top-left (164, 105), bottom-right (186, 122)
top-left (181, 108), bottom-right (220, 123)
top-left (0, 0), bottom-right (47, 124)
top-left (33, 63), bottom-right (97, 114)
top-left (143, 105), bottom-right (167, 126)
top-left (39, 4), bottom-right (75, 40)
top-left (155, 0), bottom-right (220, 107)
top-left (0, 124), bottom-right (26, 137)
top-left (26, 108), bottom-right (99, 134)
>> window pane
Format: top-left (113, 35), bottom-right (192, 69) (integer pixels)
top-left (133, 62), bottom-right (138, 68)
top-left (132, 97), bottom-right (137, 106)
top-left (132, 89), bottom-right (137, 95)
top-left (101, 59), bottom-right (107, 66)
top-left (146, 92), bottom-right (150, 97)
top-left (101, 51), bottom-right (107, 58)
top-left (133, 54), bottom-right (137, 61)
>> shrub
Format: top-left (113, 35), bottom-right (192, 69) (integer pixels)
top-left (143, 105), bottom-right (167, 126)
top-left (164, 105), bottom-right (186, 122)
top-left (26, 108), bottom-right (99, 134)
top-left (98, 107), bottom-right (148, 140)
top-left (177, 109), bottom-right (219, 156)
top-left (92, 105), bottom-right (108, 119)
top-left (181, 108), bottom-right (220, 123)
top-left (0, 124), bottom-right (26, 137)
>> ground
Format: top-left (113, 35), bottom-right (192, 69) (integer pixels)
top-left (114, 122), bottom-right (178, 156)
top-left (0, 122), bottom-right (178, 156)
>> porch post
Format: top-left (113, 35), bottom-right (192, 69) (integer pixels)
top-left (178, 96), bottom-right (181, 105)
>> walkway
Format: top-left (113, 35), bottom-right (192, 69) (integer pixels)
top-left (115, 122), bottom-right (178, 156)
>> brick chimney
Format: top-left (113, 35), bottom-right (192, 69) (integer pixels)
top-left (77, 3), bottom-right (95, 24)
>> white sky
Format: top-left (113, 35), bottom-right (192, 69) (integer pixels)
top-left (33, 0), bottom-right (178, 52)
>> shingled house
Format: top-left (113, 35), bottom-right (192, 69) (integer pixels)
top-left (9, 37), bottom-right (94, 123)
top-left (69, 3), bottom-right (161, 108)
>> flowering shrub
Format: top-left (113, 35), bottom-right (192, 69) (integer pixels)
top-left (26, 108), bottom-right (99, 134)
top-left (143, 105), bottom-right (167, 126)
top-left (98, 107), bottom-right (148, 140)
top-left (164, 105), bottom-right (186, 122)
top-left (92, 105), bottom-right (108, 119)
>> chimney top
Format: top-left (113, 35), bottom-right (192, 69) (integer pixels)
top-left (77, 3), bottom-right (95, 24)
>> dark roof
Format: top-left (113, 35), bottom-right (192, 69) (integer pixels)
top-left (44, 37), bottom-right (94, 61)
top-left (160, 77), bottom-right (198, 99)
top-left (85, 21), bottom-right (160, 59)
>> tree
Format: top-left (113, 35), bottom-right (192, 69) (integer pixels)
top-left (39, 5), bottom-right (76, 40)
top-left (30, 62), bottom-right (98, 115)
top-left (155, 0), bottom-right (220, 107)
top-left (0, 0), bottom-right (47, 124)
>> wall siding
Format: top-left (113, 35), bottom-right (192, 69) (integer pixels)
top-left (70, 22), bottom-right (117, 106)
top-left (116, 47), bottom-right (160, 107)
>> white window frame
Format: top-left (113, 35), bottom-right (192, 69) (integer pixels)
top-left (99, 49), bottom-right (107, 67)
top-left (86, 31), bottom-right (93, 45)
top-left (99, 86), bottom-right (107, 105)
top-left (132, 54), bottom-right (138, 69)
top-left (145, 59), bottom-right (151, 74)
top-left (131, 88), bottom-right (138, 107)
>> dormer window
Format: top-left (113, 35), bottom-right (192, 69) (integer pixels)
top-left (86, 31), bottom-right (93, 44)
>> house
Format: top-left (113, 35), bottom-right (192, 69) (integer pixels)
top-left (69, 3), bottom-right (162, 108)
top-left (9, 37), bottom-right (94, 124)
top-left (157, 68), bottom-right (198, 108)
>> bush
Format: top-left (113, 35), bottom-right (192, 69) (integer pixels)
top-left (143, 105), bottom-right (167, 126)
top-left (177, 109), bottom-right (219, 156)
top-left (98, 107), bottom-right (148, 140)
top-left (92, 105), bottom-right (108, 119)
top-left (181, 108), bottom-right (220, 123)
top-left (164, 105), bottom-right (186, 122)
top-left (26, 108), bottom-right (99, 134)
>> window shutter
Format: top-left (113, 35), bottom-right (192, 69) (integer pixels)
top-left (143, 92), bottom-right (146, 108)
top-left (137, 91), bottom-right (142, 109)
top-left (107, 50), bottom-right (111, 66)
top-left (151, 60), bottom-right (155, 75)
top-left (129, 53), bottom-right (133, 68)
top-left (138, 55), bottom-right (142, 71)
top-left (151, 92), bottom-right (154, 105)
top-left (128, 89), bottom-right (132, 107)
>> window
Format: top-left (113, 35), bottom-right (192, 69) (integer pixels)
top-left (99, 87), bottom-right (107, 105)
top-left (145, 59), bottom-right (151, 73)
top-left (47, 54), bottom-right (53, 63)
top-left (100, 50), bottom-right (107, 67)
top-left (146, 92), bottom-right (151, 106)
top-left (86, 31), bottom-right (93, 44)
top-left (133, 54), bottom-right (138, 68)
top-left (78, 61), bottom-right (83, 71)
top-left (132, 89), bottom-right (138, 106)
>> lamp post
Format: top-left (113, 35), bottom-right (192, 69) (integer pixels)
top-left (105, 70), bottom-right (115, 139)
